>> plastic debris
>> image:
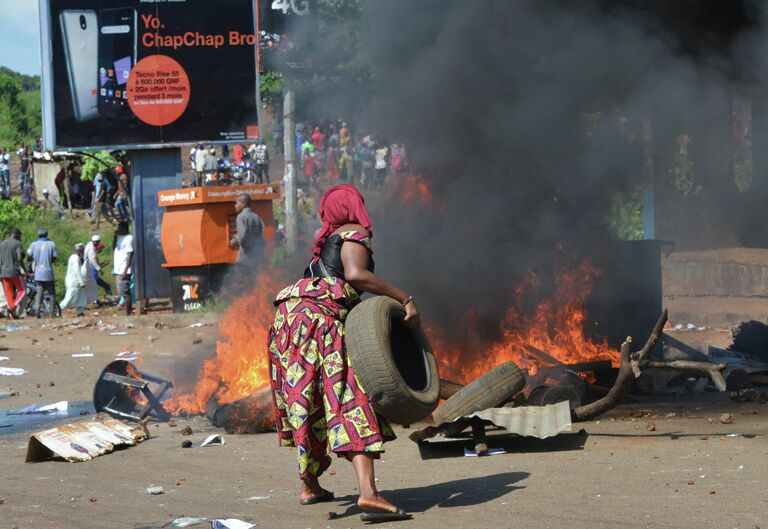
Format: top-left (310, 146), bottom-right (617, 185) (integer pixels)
top-left (13, 401), bottom-right (68, 415)
top-left (0, 367), bottom-right (27, 376)
top-left (71, 353), bottom-right (94, 358)
top-left (146, 486), bottom-right (165, 495)
top-left (172, 518), bottom-right (208, 528)
top-left (201, 434), bottom-right (225, 447)
top-left (210, 520), bottom-right (255, 529)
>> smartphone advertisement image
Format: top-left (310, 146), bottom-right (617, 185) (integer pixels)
top-left (40, 0), bottom-right (260, 150)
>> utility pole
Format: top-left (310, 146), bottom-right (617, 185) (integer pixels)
top-left (283, 88), bottom-right (297, 251)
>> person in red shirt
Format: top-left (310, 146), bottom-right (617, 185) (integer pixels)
top-left (233, 144), bottom-right (244, 165)
top-left (311, 126), bottom-right (325, 151)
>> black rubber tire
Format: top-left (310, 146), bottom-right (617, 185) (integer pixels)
top-left (345, 296), bottom-right (440, 425)
top-left (432, 361), bottom-right (526, 425)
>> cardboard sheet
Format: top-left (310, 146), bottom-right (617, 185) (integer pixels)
top-left (25, 419), bottom-right (147, 463)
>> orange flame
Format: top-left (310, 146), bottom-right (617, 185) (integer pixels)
top-left (434, 261), bottom-right (618, 385)
top-left (164, 271), bottom-right (282, 415)
top-left (165, 260), bottom-right (615, 416)
top-left (387, 175), bottom-right (446, 212)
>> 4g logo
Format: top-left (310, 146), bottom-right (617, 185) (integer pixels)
top-left (271, 0), bottom-right (311, 16)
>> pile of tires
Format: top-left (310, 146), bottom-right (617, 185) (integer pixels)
top-left (431, 361), bottom-right (526, 425)
top-left (345, 296), bottom-right (440, 425)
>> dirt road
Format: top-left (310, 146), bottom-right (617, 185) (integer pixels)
top-left (0, 315), bottom-right (766, 529)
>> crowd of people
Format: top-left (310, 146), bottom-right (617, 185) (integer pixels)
top-left (0, 221), bottom-right (135, 320)
top-left (296, 119), bottom-right (408, 192)
top-left (0, 138), bottom-right (41, 201)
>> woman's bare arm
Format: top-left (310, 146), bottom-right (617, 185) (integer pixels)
top-left (341, 241), bottom-right (420, 325)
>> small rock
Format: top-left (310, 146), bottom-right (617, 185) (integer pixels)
top-left (192, 338), bottom-right (203, 345)
top-left (48, 337), bottom-right (54, 341)
top-left (181, 426), bottom-right (193, 436)
top-left (328, 469), bottom-right (336, 476)
top-left (719, 413), bottom-right (734, 424)
top-left (48, 381), bottom-right (55, 387)
top-left (146, 486), bottom-right (164, 495)
top-left (89, 497), bottom-right (97, 502)
top-left (79, 410), bottom-right (89, 416)
top-left (327, 512), bottom-right (339, 520)
top-left (181, 440), bottom-right (192, 448)
top-left (709, 490), bottom-right (716, 495)
top-left (707, 417), bottom-right (715, 424)
top-left (168, 420), bottom-right (177, 427)
top-left (699, 435), bottom-right (709, 441)
top-left (687, 480), bottom-right (695, 485)
top-left (646, 422), bottom-right (656, 432)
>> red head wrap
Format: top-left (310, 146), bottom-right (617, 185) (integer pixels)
top-left (313, 184), bottom-right (372, 261)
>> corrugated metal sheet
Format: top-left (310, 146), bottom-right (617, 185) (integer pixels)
top-left (455, 401), bottom-right (572, 439)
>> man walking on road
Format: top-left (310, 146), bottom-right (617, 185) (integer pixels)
top-left (0, 148), bottom-right (10, 199)
top-left (0, 228), bottom-right (27, 319)
top-left (113, 222), bottom-right (134, 316)
top-left (27, 228), bottom-right (58, 318)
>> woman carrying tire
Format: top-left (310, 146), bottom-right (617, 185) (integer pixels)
top-left (267, 184), bottom-right (419, 522)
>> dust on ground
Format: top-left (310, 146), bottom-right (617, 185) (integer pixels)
top-left (0, 316), bottom-right (766, 529)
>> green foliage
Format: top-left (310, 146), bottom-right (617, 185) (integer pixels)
top-left (735, 157), bottom-right (752, 193)
top-left (608, 187), bottom-right (644, 241)
top-left (260, 71), bottom-right (284, 108)
top-left (0, 199), bottom-right (114, 300)
top-left (0, 68), bottom-right (41, 148)
top-left (80, 151), bottom-right (118, 182)
top-left (673, 151), bottom-right (694, 193)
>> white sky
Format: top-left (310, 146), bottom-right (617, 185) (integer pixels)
top-left (0, 0), bottom-right (42, 75)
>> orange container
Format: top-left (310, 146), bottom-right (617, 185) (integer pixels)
top-left (157, 184), bottom-right (282, 267)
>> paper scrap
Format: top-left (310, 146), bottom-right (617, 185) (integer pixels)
top-left (72, 353), bottom-right (94, 358)
top-left (201, 434), bottom-right (225, 447)
top-left (172, 518), bottom-right (208, 528)
top-left (14, 401), bottom-right (69, 415)
top-left (188, 323), bottom-right (206, 328)
top-left (0, 356), bottom-right (9, 361)
top-left (211, 520), bottom-right (255, 529)
top-left (146, 486), bottom-right (165, 495)
top-left (464, 447), bottom-right (508, 457)
top-left (110, 332), bottom-right (128, 336)
top-left (0, 367), bottom-right (27, 376)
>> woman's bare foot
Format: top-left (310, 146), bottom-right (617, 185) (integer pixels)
top-left (299, 477), bottom-right (334, 504)
top-left (357, 493), bottom-right (398, 513)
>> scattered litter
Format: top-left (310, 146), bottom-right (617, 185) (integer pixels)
top-left (0, 390), bottom-right (19, 399)
top-left (719, 413), bottom-right (734, 424)
top-left (730, 388), bottom-right (767, 403)
top-left (71, 353), bottom-right (94, 358)
top-left (646, 422), bottom-right (656, 432)
top-left (245, 495), bottom-right (270, 501)
top-left (201, 434), bottom-right (225, 447)
top-left (171, 517), bottom-right (208, 528)
top-left (146, 486), bottom-right (165, 495)
top-left (13, 401), bottom-right (68, 415)
top-left (25, 419), bottom-right (147, 462)
top-left (0, 356), bottom-right (9, 361)
top-left (188, 323), bottom-right (207, 328)
top-left (110, 332), bottom-right (128, 336)
top-left (0, 324), bottom-right (31, 333)
top-left (0, 367), bottom-right (27, 376)
top-left (116, 351), bottom-right (142, 361)
top-left (211, 520), bottom-right (255, 529)
top-left (464, 447), bottom-right (507, 457)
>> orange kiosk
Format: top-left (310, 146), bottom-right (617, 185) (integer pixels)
top-left (157, 184), bottom-right (282, 311)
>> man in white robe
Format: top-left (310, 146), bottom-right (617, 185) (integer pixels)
top-left (61, 243), bottom-right (86, 317)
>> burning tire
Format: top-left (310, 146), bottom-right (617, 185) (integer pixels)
top-left (345, 296), bottom-right (440, 425)
top-left (431, 361), bottom-right (526, 425)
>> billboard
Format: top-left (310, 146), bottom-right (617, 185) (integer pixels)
top-left (39, 0), bottom-right (261, 150)
top-left (258, 0), bottom-right (316, 72)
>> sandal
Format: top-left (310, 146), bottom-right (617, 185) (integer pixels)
top-left (299, 490), bottom-right (335, 505)
top-left (360, 508), bottom-right (413, 524)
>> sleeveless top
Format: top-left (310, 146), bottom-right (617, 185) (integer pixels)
top-left (304, 230), bottom-right (375, 281)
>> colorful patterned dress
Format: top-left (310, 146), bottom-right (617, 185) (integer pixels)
top-left (267, 231), bottom-right (395, 479)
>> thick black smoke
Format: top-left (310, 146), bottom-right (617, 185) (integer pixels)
top-left (295, 1), bottom-right (763, 342)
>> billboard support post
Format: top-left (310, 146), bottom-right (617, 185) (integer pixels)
top-left (129, 148), bottom-right (183, 310)
top-left (283, 88), bottom-right (298, 251)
